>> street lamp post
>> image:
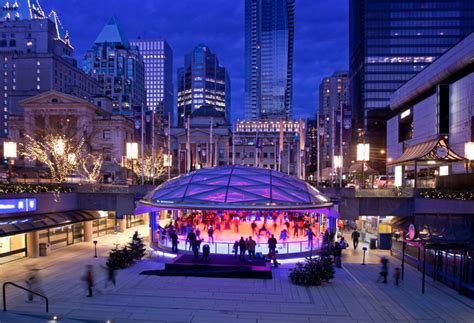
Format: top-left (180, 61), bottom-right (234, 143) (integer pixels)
top-left (357, 143), bottom-right (370, 189)
top-left (126, 142), bottom-right (139, 184)
top-left (3, 141), bottom-right (17, 183)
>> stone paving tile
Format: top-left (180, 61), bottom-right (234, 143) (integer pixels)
top-left (1, 226), bottom-right (474, 323)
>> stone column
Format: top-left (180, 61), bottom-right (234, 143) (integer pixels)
top-left (143, 213), bottom-right (150, 226)
top-left (26, 231), bottom-right (40, 258)
top-left (84, 221), bottom-right (93, 242)
top-left (119, 217), bottom-right (127, 232)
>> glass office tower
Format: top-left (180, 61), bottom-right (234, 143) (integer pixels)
top-left (350, 0), bottom-right (474, 132)
top-left (83, 16), bottom-right (145, 115)
top-left (244, 0), bottom-right (295, 120)
top-left (130, 39), bottom-right (174, 123)
top-left (176, 44), bottom-right (230, 127)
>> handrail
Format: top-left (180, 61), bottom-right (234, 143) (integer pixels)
top-left (3, 282), bottom-right (49, 313)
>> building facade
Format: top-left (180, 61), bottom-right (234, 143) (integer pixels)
top-left (130, 39), bottom-right (173, 123)
top-left (350, 0), bottom-right (474, 170)
top-left (387, 33), bottom-right (474, 183)
top-left (244, 0), bottom-right (295, 120)
top-left (170, 106), bottom-right (231, 175)
top-left (8, 91), bottom-right (135, 183)
top-left (0, 0), bottom-right (101, 137)
top-left (233, 120), bottom-right (302, 176)
top-left (83, 16), bottom-right (145, 116)
top-left (176, 44), bottom-right (230, 128)
top-left (318, 72), bottom-right (350, 173)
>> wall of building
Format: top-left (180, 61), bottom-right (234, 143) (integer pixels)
top-left (412, 94), bottom-right (437, 145)
top-left (386, 115), bottom-right (403, 161)
top-left (450, 72), bottom-right (474, 173)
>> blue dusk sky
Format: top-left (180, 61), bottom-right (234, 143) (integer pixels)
top-left (46, 0), bottom-right (348, 121)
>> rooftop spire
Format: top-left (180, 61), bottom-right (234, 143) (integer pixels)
top-left (1, 0), bottom-right (45, 21)
top-left (94, 15), bottom-right (130, 48)
top-left (48, 10), bottom-right (69, 44)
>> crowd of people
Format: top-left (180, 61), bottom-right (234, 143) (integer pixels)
top-left (157, 210), bottom-right (324, 251)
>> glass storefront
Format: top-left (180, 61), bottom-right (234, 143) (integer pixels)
top-left (0, 233), bottom-right (26, 264)
top-left (40, 223), bottom-right (84, 249)
top-left (127, 214), bottom-right (145, 228)
top-left (94, 212), bottom-right (116, 237)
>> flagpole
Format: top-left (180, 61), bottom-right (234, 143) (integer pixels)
top-left (232, 122), bottom-right (235, 165)
top-left (210, 117), bottom-right (214, 167)
top-left (331, 108), bottom-right (335, 187)
top-left (339, 106), bottom-right (343, 188)
top-left (274, 139), bottom-right (277, 170)
top-left (299, 118), bottom-right (305, 180)
top-left (167, 112), bottom-right (171, 180)
top-left (287, 140), bottom-right (290, 175)
top-left (255, 126), bottom-right (259, 168)
top-left (316, 111), bottom-right (320, 186)
top-left (140, 103), bottom-right (145, 185)
top-left (186, 114), bottom-right (191, 173)
top-left (279, 119), bottom-right (284, 172)
top-left (151, 108), bottom-right (155, 185)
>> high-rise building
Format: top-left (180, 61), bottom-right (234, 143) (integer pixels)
top-left (244, 0), bottom-right (295, 120)
top-left (130, 39), bottom-right (173, 123)
top-left (0, 0), bottom-right (101, 137)
top-left (83, 16), bottom-right (145, 116)
top-left (350, 0), bottom-right (474, 133)
top-left (177, 44), bottom-right (230, 127)
top-left (318, 72), bottom-right (349, 172)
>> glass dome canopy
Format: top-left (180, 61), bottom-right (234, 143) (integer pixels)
top-left (140, 165), bottom-right (332, 211)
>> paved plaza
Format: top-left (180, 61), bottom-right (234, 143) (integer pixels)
top-left (0, 226), bottom-right (473, 322)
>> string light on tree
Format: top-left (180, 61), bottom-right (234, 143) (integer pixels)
top-left (21, 133), bottom-right (85, 183)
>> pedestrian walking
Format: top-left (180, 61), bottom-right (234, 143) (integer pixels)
top-left (171, 230), bottom-right (179, 253)
top-left (83, 265), bottom-right (94, 297)
top-left (377, 257), bottom-right (389, 283)
top-left (351, 229), bottom-right (360, 249)
top-left (251, 221), bottom-right (257, 236)
top-left (307, 228), bottom-right (314, 248)
top-left (233, 217), bottom-right (240, 233)
top-left (132, 231), bottom-right (139, 241)
top-left (339, 237), bottom-right (348, 249)
top-left (233, 240), bottom-right (239, 257)
top-left (293, 222), bottom-right (299, 238)
top-left (268, 234), bottom-right (277, 253)
top-left (279, 228), bottom-right (288, 247)
top-left (208, 225), bottom-right (215, 244)
top-left (247, 236), bottom-right (256, 261)
top-left (394, 267), bottom-right (401, 286)
top-left (192, 239), bottom-right (202, 260)
top-left (186, 229), bottom-right (196, 251)
top-left (195, 227), bottom-right (201, 240)
top-left (333, 242), bottom-right (342, 268)
top-left (103, 264), bottom-right (116, 288)
top-left (25, 267), bottom-right (43, 302)
top-left (238, 236), bottom-right (247, 261)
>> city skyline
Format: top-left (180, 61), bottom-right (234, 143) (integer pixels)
top-left (45, 0), bottom-right (349, 122)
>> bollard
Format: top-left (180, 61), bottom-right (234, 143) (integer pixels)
top-left (362, 247), bottom-right (367, 265)
top-left (93, 240), bottom-right (98, 258)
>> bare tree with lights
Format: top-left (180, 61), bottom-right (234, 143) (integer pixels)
top-left (80, 153), bottom-right (104, 183)
top-left (21, 133), bottom-right (85, 183)
top-left (122, 150), bottom-right (167, 184)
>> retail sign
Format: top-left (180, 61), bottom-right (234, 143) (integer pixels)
top-left (0, 198), bottom-right (37, 214)
top-left (436, 146), bottom-right (448, 158)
